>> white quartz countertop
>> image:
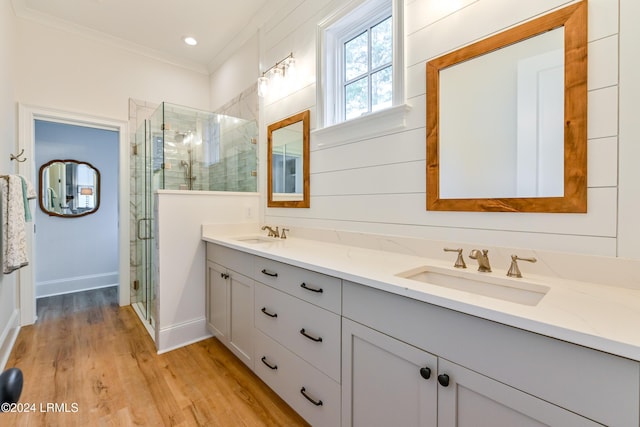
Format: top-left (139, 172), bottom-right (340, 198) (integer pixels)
top-left (202, 227), bottom-right (640, 362)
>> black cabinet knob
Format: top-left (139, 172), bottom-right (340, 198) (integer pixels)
top-left (437, 374), bottom-right (450, 387)
top-left (419, 367), bottom-right (431, 380)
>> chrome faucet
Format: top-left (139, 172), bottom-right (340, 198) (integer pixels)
top-left (469, 249), bottom-right (492, 272)
top-left (261, 225), bottom-right (280, 238)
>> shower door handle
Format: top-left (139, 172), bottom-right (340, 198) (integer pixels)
top-left (137, 218), bottom-right (152, 240)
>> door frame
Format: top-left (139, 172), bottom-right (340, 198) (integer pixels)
top-left (17, 104), bottom-right (130, 324)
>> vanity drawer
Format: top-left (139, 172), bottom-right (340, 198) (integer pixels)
top-left (254, 256), bottom-right (341, 314)
top-left (207, 243), bottom-right (254, 275)
top-left (255, 282), bottom-right (341, 382)
top-left (254, 329), bottom-right (341, 427)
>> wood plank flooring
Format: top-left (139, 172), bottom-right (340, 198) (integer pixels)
top-left (4, 288), bottom-right (308, 426)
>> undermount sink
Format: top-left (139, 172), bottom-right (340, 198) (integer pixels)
top-left (396, 266), bottom-right (549, 306)
top-left (233, 236), bottom-right (275, 244)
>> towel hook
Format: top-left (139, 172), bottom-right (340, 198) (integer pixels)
top-left (10, 149), bottom-right (26, 163)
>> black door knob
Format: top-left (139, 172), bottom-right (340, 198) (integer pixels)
top-left (437, 374), bottom-right (450, 387)
top-left (419, 367), bottom-right (431, 380)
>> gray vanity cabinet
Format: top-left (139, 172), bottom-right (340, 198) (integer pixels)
top-left (206, 244), bottom-right (255, 369)
top-left (253, 256), bottom-right (342, 427)
top-left (205, 242), bottom-right (639, 427)
top-left (343, 319), bottom-right (598, 427)
top-left (342, 281), bottom-right (639, 427)
top-left (206, 260), bottom-right (228, 341)
top-left (437, 359), bottom-right (601, 427)
top-left (342, 318), bottom-right (438, 427)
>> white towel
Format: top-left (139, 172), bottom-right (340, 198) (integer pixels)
top-left (1, 175), bottom-right (29, 274)
top-left (22, 176), bottom-right (36, 199)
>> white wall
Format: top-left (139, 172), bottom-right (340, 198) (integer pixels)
top-left (617, 0), bottom-right (640, 258)
top-left (34, 120), bottom-right (119, 297)
top-left (155, 191), bottom-right (259, 353)
top-left (232, 0), bottom-right (636, 259)
top-left (0, 0), bottom-right (20, 370)
top-left (14, 17), bottom-right (211, 122)
top-left (209, 33), bottom-right (260, 112)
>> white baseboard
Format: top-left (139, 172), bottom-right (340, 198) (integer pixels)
top-left (0, 309), bottom-right (21, 371)
top-left (156, 316), bottom-right (212, 354)
top-left (36, 272), bottom-right (119, 298)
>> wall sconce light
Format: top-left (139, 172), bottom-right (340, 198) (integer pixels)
top-left (258, 52), bottom-right (296, 98)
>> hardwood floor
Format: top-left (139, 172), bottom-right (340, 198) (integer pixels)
top-left (4, 288), bottom-right (308, 426)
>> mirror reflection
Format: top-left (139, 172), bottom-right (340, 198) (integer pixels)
top-left (426, 1), bottom-right (587, 212)
top-left (267, 110), bottom-right (310, 208)
top-left (272, 121), bottom-right (303, 199)
top-left (439, 28), bottom-right (564, 199)
top-left (39, 160), bottom-right (100, 217)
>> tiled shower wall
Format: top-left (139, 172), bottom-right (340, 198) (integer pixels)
top-left (209, 84), bottom-right (259, 192)
top-left (127, 84), bottom-right (258, 304)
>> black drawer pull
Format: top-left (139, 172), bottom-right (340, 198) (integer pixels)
top-left (261, 356), bottom-right (278, 370)
top-left (419, 367), bottom-right (431, 380)
top-left (300, 282), bottom-right (323, 293)
top-left (261, 307), bottom-right (278, 318)
top-left (300, 328), bottom-right (323, 342)
top-left (220, 273), bottom-right (229, 279)
top-left (300, 387), bottom-right (323, 406)
top-left (261, 269), bottom-right (278, 277)
top-left (438, 374), bottom-right (450, 387)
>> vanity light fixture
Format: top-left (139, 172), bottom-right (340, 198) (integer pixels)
top-left (183, 36), bottom-right (198, 46)
top-left (258, 52), bottom-right (295, 98)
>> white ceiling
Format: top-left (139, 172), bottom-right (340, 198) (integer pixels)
top-left (11, 0), bottom-right (278, 74)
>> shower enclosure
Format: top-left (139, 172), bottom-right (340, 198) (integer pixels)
top-left (131, 102), bottom-right (257, 334)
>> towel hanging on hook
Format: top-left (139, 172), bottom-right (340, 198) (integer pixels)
top-left (10, 149), bottom-right (26, 163)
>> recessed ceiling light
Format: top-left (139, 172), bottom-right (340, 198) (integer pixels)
top-left (183, 36), bottom-right (198, 46)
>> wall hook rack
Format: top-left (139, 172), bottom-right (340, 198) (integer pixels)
top-left (10, 149), bottom-right (26, 163)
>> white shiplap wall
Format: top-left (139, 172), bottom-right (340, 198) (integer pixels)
top-left (260, 0), bottom-right (622, 257)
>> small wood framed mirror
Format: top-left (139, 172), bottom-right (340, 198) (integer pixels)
top-left (39, 159), bottom-right (100, 218)
top-left (267, 110), bottom-right (310, 208)
top-left (426, 1), bottom-right (587, 212)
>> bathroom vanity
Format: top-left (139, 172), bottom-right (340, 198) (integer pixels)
top-left (202, 225), bottom-right (640, 427)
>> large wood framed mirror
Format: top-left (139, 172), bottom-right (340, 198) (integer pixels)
top-left (426, 1), bottom-right (587, 212)
top-left (267, 110), bottom-right (310, 208)
top-left (39, 159), bottom-right (100, 218)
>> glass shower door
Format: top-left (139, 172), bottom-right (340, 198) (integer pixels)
top-left (133, 116), bottom-right (161, 330)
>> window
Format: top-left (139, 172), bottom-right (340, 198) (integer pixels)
top-left (344, 15), bottom-right (393, 120)
top-left (319, 0), bottom-right (403, 128)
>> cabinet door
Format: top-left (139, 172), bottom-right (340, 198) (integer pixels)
top-left (228, 271), bottom-right (254, 369)
top-left (206, 261), bottom-right (228, 342)
top-left (437, 358), bottom-right (602, 427)
top-left (342, 318), bottom-right (437, 427)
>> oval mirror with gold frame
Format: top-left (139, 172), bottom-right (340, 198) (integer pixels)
top-left (426, 1), bottom-right (587, 212)
top-left (39, 159), bottom-right (100, 218)
top-left (267, 110), bottom-right (310, 208)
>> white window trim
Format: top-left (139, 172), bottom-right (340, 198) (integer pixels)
top-left (311, 103), bottom-right (411, 149)
top-left (317, 0), bottom-right (405, 134)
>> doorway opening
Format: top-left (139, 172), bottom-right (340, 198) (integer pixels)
top-left (17, 105), bottom-right (129, 326)
top-left (34, 120), bottom-right (118, 302)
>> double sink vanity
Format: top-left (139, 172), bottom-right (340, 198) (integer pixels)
top-left (202, 223), bottom-right (640, 427)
